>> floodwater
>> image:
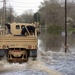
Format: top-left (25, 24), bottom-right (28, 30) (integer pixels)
top-left (39, 30), bottom-right (75, 52)
top-left (0, 31), bottom-right (75, 75)
top-left (0, 39), bottom-right (62, 75)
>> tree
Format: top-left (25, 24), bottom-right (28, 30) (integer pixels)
top-left (67, 1), bottom-right (75, 21)
top-left (0, 6), bottom-right (15, 24)
top-left (0, 8), bottom-right (3, 24)
top-left (34, 12), bottom-right (41, 23)
top-left (14, 10), bottom-right (34, 23)
top-left (6, 6), bottom-right (14, 23)
top-left (39, 0), bottom-right (64, 29)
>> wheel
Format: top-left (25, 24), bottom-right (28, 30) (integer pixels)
top-left (32, 57), bottom-right (37, 61)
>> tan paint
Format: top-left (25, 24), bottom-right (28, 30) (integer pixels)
top-left (0, 22), bottom-right (38, 62)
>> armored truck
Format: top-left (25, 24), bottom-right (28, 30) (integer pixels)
top-left (0, 22), bottom-right (38, 62)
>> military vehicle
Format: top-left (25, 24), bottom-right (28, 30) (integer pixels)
top-left (0, 22), bottom-right (38, 62)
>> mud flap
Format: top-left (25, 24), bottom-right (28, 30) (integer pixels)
top-left (30, 50), bottom-right (37, 57)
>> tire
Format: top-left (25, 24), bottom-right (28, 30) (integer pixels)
top-left (32, 57), bottom-right (37, 61)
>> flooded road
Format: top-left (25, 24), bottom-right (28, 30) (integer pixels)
top-left (1, 49), bottom-right (75, 75)
top-left (0, 37), bottom-right (75, 75)
top-left (0, 59), bottom-right (62, 75)
top-left (0, 40), bottom-right (63, 75)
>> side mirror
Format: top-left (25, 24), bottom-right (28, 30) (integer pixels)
top-left (37, 31), bottom-right (40, 35)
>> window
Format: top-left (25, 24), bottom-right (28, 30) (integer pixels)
top-left (16, 25), bottom-right (20, 29)
top-left (21, 25), bottom-right (25, 29)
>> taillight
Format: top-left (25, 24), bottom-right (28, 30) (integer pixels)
top-left (2, 45), bottom-right (9, 49)
top-left (2, 45), bottom-right (6, 49)
top-left (28, 45), bottom-right (32, 49)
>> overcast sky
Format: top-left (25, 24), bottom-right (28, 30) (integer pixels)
top-left (6, 0), bottom-right (43, 15)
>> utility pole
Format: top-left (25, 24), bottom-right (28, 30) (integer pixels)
top-left (2, 0), bottom-right (7, 34)
top-left (9, 5), bottom-right (12, 23)
top-left (2, 0), bottom-right (6, 27)
top-left (65, 0), bottom-right (67, 53)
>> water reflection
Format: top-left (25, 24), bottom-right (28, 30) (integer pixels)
top-left (39, 31), bottom-right (75, 52)
top-left (68, 32), bottom-right (75, 51)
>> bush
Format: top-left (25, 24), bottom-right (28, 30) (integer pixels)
top-left (47, 25), bottom-right (62, 34)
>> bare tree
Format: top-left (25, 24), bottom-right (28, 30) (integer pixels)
top-left (6, 6), bottom-right (14, 23)
top-left (39, 0), bottom-right (64, 29)
top-left (15, 10), bottom-right (34, 23)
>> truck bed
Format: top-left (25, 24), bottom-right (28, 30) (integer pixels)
top-left (0, 35), bottom-right (37, 49)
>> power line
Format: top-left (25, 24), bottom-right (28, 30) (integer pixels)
top-left (6, 6), bottom-right (38, 9)
top-left (7, 0), bottom-right (42, 3)
top-left (7, 2), bottom-right (40, 4)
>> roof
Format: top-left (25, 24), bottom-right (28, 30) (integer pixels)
top-left (10, 22), bottom-right (35, 27)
